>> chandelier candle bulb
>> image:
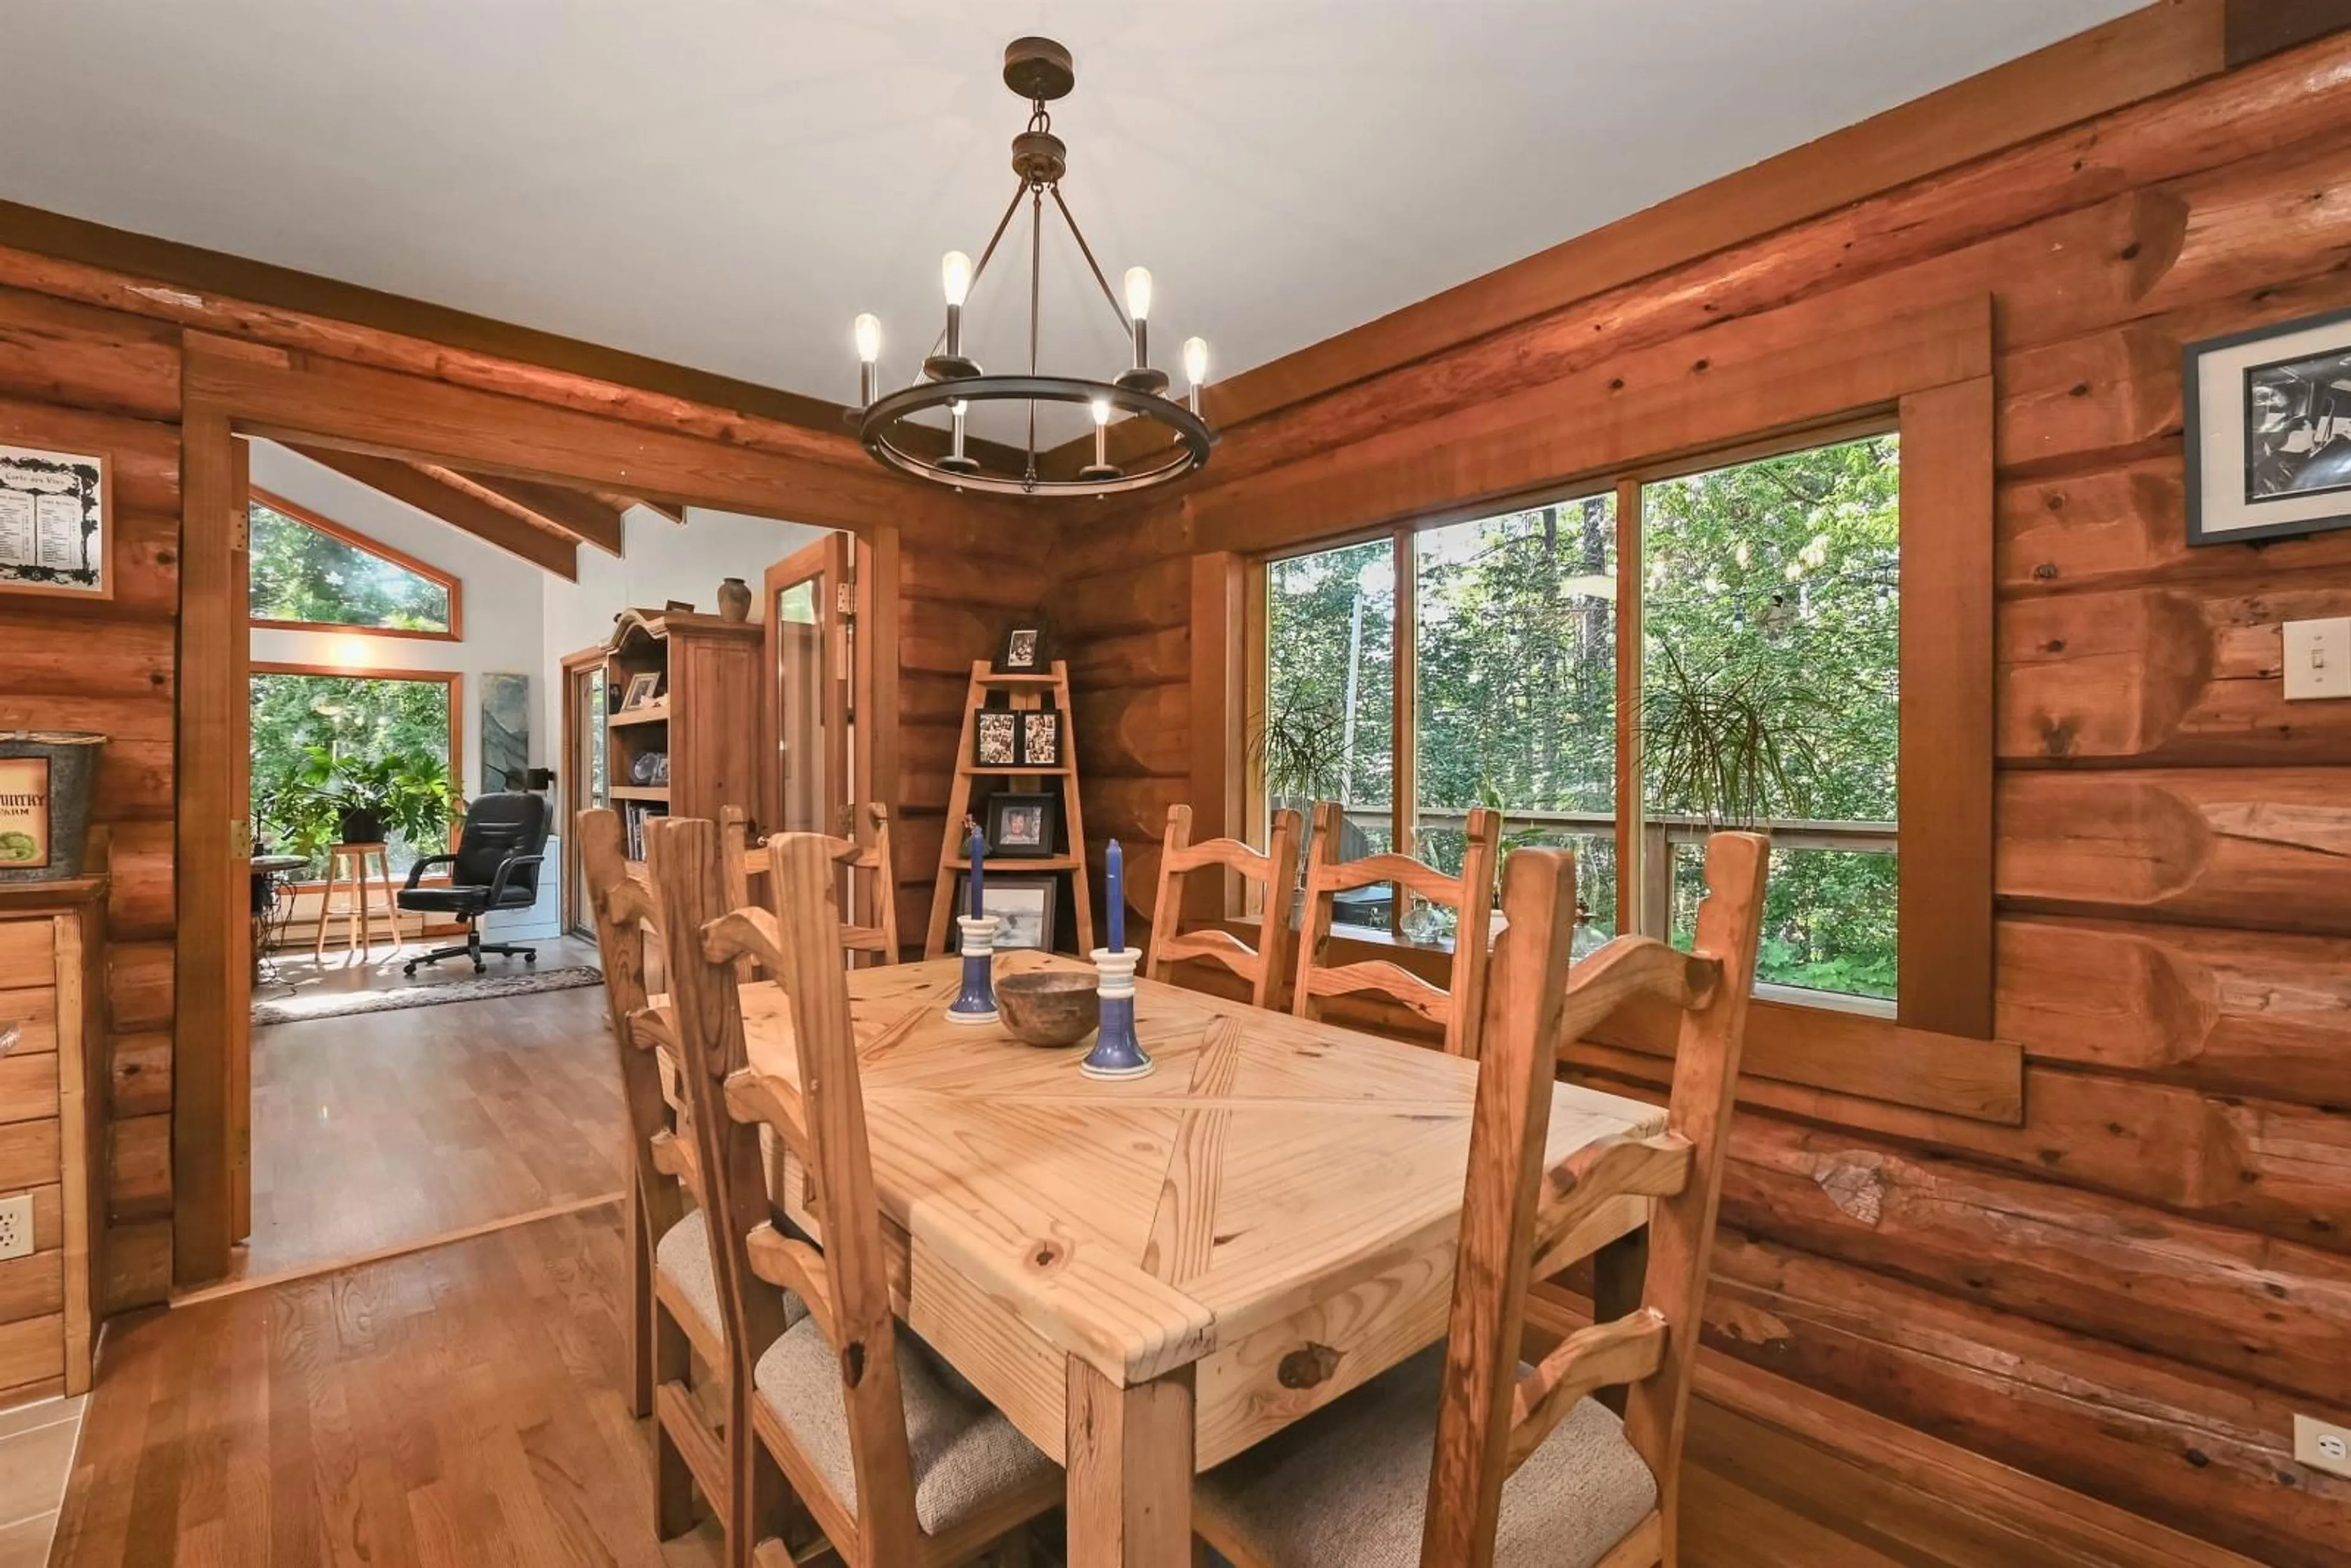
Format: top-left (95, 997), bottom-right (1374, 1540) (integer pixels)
top-left (1183, 336), bottom-right (1209, 414)
top-left (853, 312), bottom-right (881, 405)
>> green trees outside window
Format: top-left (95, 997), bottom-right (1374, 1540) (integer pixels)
top-left (1259, 433), bottom-right (1899, 1002)
top-left (249, 496), bottom-right (454, 634)
top-left (249, 672), bottom-right (460, 875)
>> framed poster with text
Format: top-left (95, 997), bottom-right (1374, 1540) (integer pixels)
top-left (0, 756), bottom-right (52, 870)
top-left (0, 444), bottom-right (110, 599)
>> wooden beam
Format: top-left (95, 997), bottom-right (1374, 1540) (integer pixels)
top-left (285, 443), bottom-right (579, 580)
top-left (0, 199), bottom-right (853, 439)
top-left (452, 471), bottom-right (626, 555)
top-left (612, 494), bottom-right (685, 525)
top-left (2224, 0), bottom-right (2351, 65)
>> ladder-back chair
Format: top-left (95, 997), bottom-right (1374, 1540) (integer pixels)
top-left (580, 807), bottom-right (740, 1544)
top-left (1194, 831), bottom-right (1769, 1568)
top-left (1146, 803), bottom-right (1302, 1010)
top-left (661, 820), bottom-right (1062, 1567)
top-left (722, 803), bottom-right (902, 966)
top-left (1292, 800), bottom-right (1502, 1057)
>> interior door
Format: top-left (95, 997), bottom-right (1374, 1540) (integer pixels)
top-left (561, 650), bottom-right (610, 934)
top-left (228, 437), bottom-right (254, 1244)
top-left (764, 532), bottom-right (855, 836)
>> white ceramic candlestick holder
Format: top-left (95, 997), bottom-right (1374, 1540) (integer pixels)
top-left (945, 915), bottom-right (1002, 1024)
top-left (1081, 946), bottom-right (1150, 1079)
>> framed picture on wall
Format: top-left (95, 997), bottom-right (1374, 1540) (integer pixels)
top-left (2185, 306), bottom-right (2351, 545)
top-left (0, 445), bottom-right (110, 600)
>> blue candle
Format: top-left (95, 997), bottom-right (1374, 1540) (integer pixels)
top-left (1107, 838), bottom-right (1124, 952)
top-left (969, 827), bottom-right (985, 918)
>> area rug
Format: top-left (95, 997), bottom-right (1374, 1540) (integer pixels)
top-left (252, 965), bottom-right (604, 1027)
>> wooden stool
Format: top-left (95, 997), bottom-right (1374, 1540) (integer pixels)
top-left (315, 842), bottom-right (397, 961)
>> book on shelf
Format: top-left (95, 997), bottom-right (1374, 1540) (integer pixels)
top-left (621, 798), bottom-right (668, 861)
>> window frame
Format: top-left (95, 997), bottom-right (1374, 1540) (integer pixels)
top-left (1205, 293), bottom-right (2010, 1123)
top-left (249, 661), bottom-right (466, 882)
top-left (247, 487), bottom-right (465, 642)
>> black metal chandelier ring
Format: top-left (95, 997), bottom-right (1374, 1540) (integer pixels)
top-left (858, 375), bottom-right (1214, 498)
top-left (844, 37), bottom-right (1219, 500)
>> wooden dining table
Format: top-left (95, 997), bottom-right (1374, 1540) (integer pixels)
top-left (720, 949), bottom-right (1666, 1566)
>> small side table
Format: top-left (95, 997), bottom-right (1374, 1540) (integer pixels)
top-left (315, 842), bottom-right (397, 961)
top-left (249, 852), bottom-right (309, 984)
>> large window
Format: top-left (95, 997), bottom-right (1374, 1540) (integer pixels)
top-left (249, 666), bottom-right (462, 876)
top-left (1256, 430), bottom-right (1899, 1008)
top-left (249, 490), bottom-right (460, 639)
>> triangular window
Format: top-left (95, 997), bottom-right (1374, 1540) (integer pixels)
top-left (249, 490), bottom-right (459, 637)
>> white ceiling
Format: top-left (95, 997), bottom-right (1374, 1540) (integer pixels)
top-left (2, 0), bottom-right (2139, 443)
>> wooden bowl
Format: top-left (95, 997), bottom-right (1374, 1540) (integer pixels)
top-left (995, 970), bottom-right (1101, 1047)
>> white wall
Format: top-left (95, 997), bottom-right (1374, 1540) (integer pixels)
top-left (247, 441), bottom-right (827, 809)
top-left (539, 505), bottom-right (827, 752)
top-left (249, 440), bottom-right (550, 791)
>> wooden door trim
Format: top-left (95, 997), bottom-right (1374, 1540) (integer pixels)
top-left (173, 335), bottom-right (910, 1287)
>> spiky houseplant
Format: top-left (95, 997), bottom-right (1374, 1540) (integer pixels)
top-left (1640, 641), bottom-right (1821, 828)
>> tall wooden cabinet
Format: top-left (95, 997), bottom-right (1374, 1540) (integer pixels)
top-left (602, 609), bottom-right (763, 861)
top-left (0, 872), bottom-right (106, 1406)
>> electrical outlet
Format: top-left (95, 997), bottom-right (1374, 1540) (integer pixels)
top-left (0, 1192), bottom-right (32, 1261)
top-left (2296, 1414), bottom-right (2351, 1480)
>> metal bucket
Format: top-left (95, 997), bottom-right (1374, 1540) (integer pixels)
top-left (0, 731), bottom-right (107, 882)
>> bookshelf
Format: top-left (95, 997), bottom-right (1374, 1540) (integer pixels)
top-left (924, 659), bottom-right (1096, 957)
top-left (603, 607), bottom-right (762, 860)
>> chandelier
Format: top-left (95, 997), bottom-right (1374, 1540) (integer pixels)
top-left (849, 37), bottom-right (1215, 498)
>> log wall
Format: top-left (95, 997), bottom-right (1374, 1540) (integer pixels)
top-left (0, 242), bottom-right (1041, 1306)
top-left (1050, 34), bottom-right (2351, 1566)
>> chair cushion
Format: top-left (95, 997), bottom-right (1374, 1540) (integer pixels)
top-left (654, 1207), bottom-right (725, 1341)
top-left (656, 1207), bottom-right (808, 1344)
top-left (394, 887), bottom-right (489, 915)
top-left (754, 1315), bottom-right (1055, 1537)
top-left (1195, 1343), bottom-right (1657, 1568)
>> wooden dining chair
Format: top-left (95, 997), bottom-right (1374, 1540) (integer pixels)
top-left (1194, 831), bottom-right (1769, 1568)
top-left (722, 802), bottom-right (902, 966)
top-left (656, 818), bottom-right (1062, 1568)
top-left (1291, 799), bottom-right (1502, 1057)
top-left (581, 807), bottom-right (749, 1545)
top-left (1146, 803), bottom-right (1303, 1009)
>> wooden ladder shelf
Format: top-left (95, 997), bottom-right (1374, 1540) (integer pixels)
top-left (923, 659), bottom-right (1096, 958)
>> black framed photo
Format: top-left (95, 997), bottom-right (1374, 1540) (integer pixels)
top-left (956, 872), bottom-right (1056, 950)
top-left (2184, 306), bottom-right (2351, 546)
top-left (1016, 709), bottom-right (1061, 768)
top-left (996, 624), bottom-right (1047, 673)
top-left (984, 791), bottom-right (1057, 857)
top-left (974, 710), bottom-right (1018, 767)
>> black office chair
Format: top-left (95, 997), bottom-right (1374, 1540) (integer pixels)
top-left (399, 792), bottom-right (550, 976)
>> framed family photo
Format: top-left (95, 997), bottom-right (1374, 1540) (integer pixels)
top-left (2185, 306), bottom-right (2351, 546)
top-left (996, 623), bottom-right (1047, 674)
top-left (956, 873), bottom-right (1057, 950)
top-left (975, 710), bottom-right (1019, 767)
top-left (984, 791), bottom-right (1057, 857)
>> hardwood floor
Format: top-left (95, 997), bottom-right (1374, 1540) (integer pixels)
top-left (219, 939), bottom-right (625, 1292)
top-left (52, 1196), bottom-right (2207, 1568)
top-left (54, 1202), bottom-right (722, 1568)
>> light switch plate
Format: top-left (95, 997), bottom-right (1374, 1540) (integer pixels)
top-left (2283, 617), bottom-right (2351, 702)
top-left (2296, 1414), bottom-right (2351, 1480)
top-left (0, 1192), bottom-right (31, 1261)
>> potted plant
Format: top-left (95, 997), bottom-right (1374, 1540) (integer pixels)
top-left (258, 745), bottom-right (462, 865)
top-left (1640, 642), bottom-right (1822, 830)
